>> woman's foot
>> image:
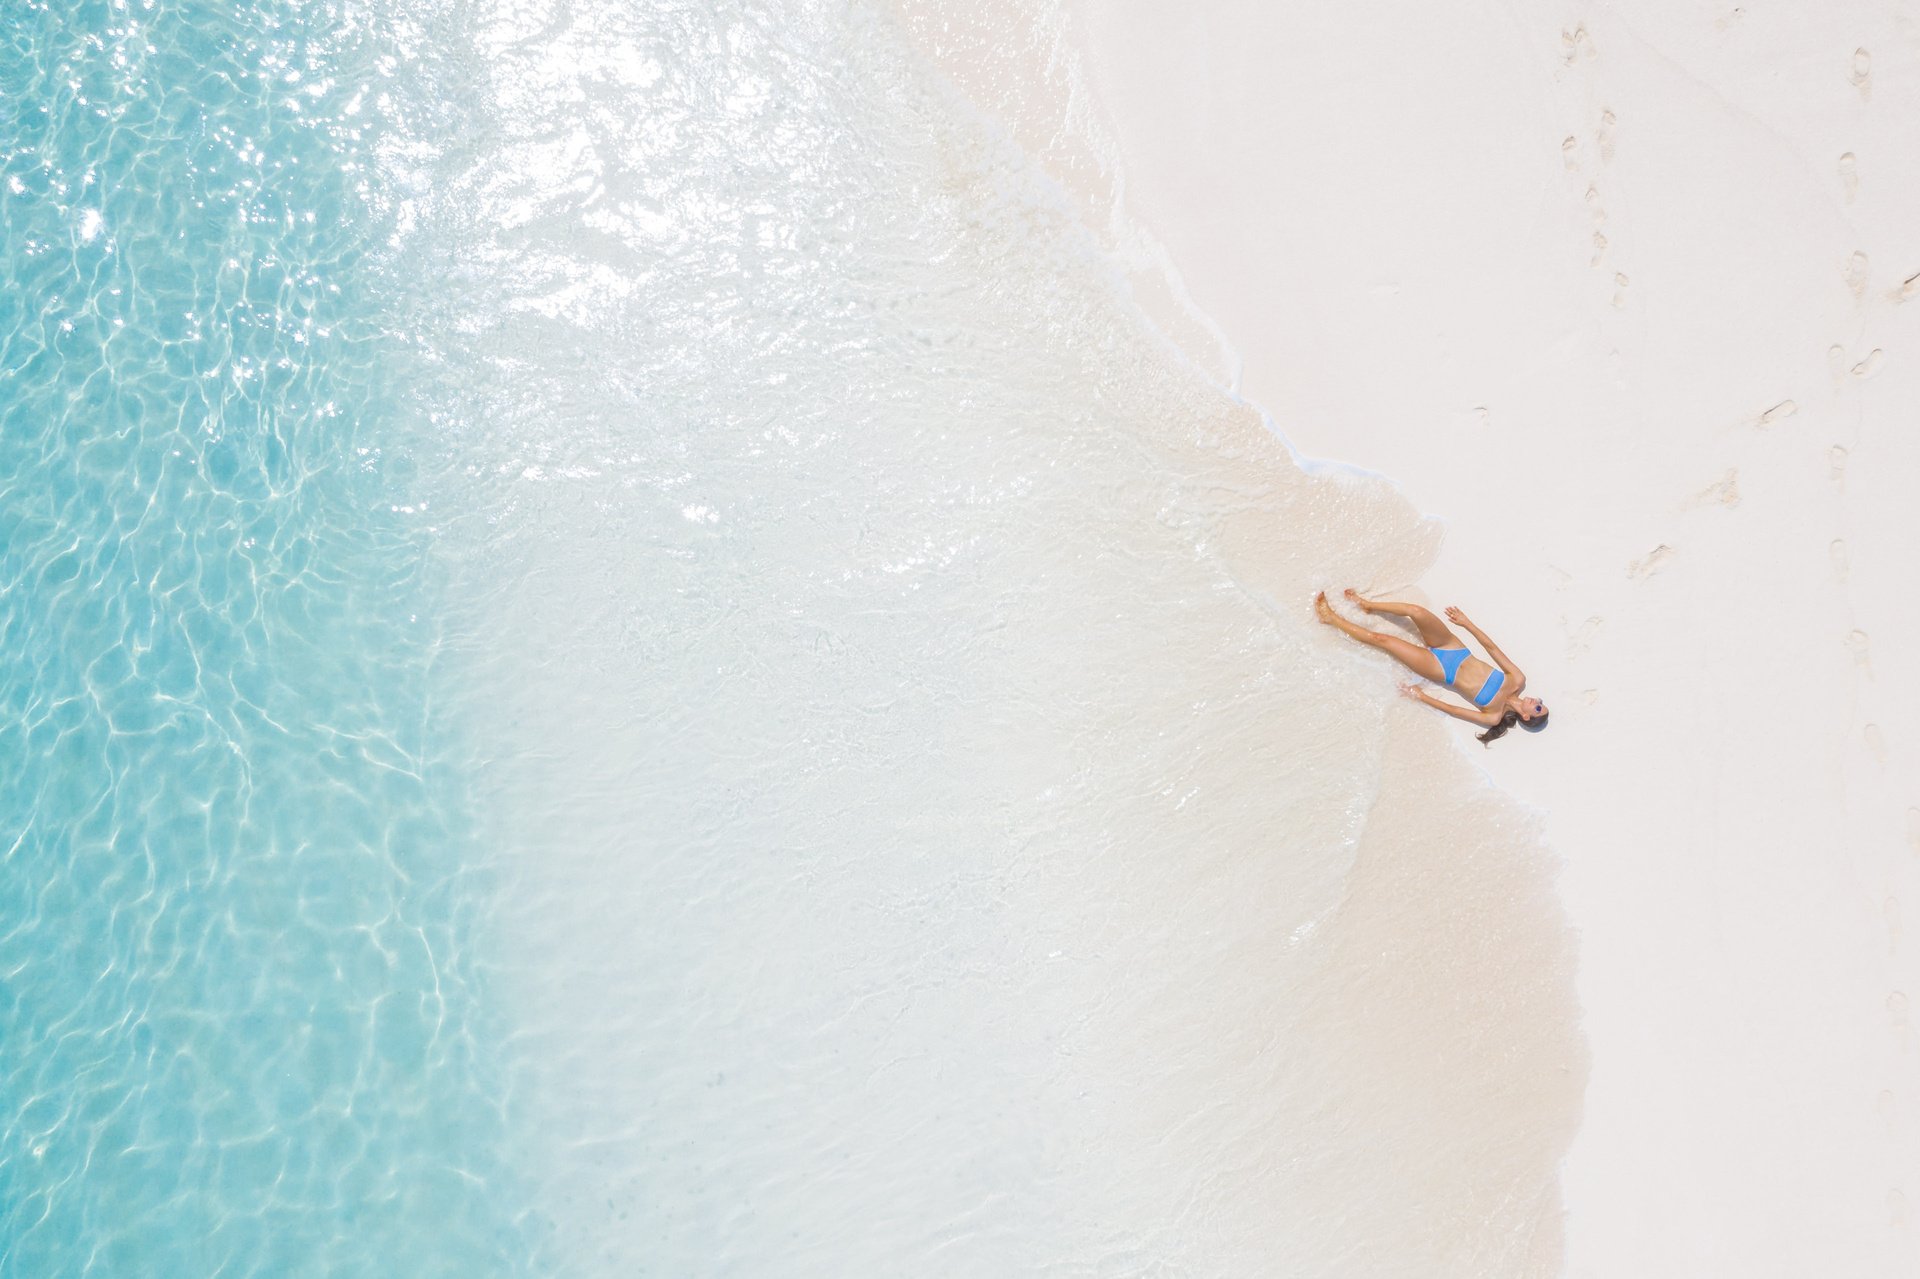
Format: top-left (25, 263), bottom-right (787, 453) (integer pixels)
top-left (1343, 587), bottom-right (1377, 613)
top-left (1317, 591), bottom-right (1379, 645)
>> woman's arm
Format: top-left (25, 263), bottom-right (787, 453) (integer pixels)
top-left (1444, 606), bottom-right (1525, 685)
top-left (1401, 683), bottom-right (1500, 725)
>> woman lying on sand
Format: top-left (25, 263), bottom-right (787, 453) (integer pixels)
top-left (1316, 589), bottom-right (1547, 744)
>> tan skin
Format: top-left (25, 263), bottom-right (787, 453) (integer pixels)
top-left (1313, 589), bottom-right (1547, 729)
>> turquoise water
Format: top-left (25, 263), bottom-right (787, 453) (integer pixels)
top-left (0, 3), bottom-right (524, 1273)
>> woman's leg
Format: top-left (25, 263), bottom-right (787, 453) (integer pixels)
top-left (1344, 589), bottom-right (1461, 649)
top-left (1316, 593), bottom-right (1445, 682)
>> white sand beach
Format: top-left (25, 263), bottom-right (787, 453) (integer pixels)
top-left (899, 0), bottom-right (1920, 1273)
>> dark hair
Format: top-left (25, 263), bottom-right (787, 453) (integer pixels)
top-left (1478, 706), bottom-right (1548, 746)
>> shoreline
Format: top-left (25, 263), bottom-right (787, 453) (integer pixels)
top-left (888, 0), bottom-right (1590, 1271)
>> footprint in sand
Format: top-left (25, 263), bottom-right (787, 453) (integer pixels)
top-left (1580, 688), bottom-right (1599, 707)
top-left (1585, 184), bottom-right (1605, 218)
top-left (1562, 25), bottom-right (1595, 65)
top-left (1828, 344), bottom-right (1850, 378)
top-left (1853, 349), bottom-right (1885, 378)
top-left (1888, 990), bottom-right (1909, 1039)
top-left (1565, 615), bottom-right (1604, 658)
top-left (1612, 272), bottom-right (1630, 308)
top-left (1690, 469), bottom-right (1740, 508)
top-left (1847, 251), bottom-right (1870, 296)
top-left (1591, 231), bottom-right (1609, 265)
top-left (1866, 722), bottom-right (1889, 765)
top-left (1759, 399), bottom-right (1797, 426)
top-left (1597, 109), bottom-right (1617, 163)
top-left (1879, 1089), bottom-right (1900, 1126)
top-left (1901, 271), bottom-right (1920, 303)
top-left (1830, 539), bottom-right (1850, 582)
top-left (1851, 48), bottom-right (1873, 99)
top-left (1830, 445), bottom-right (1850, 481)
top-left (1562, 136), bottom-right (1580, 169)
top-left (1628, 544), bottom-right (1675, 579)
top-left (1840, 152), bottom-right (1859, 201)
top-left (1847, 629), bottom-right (1871, 668)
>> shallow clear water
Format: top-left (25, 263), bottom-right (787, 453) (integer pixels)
top-left (4, 0), bottom-right (1584, 1274)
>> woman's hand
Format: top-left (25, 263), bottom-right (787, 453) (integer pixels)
top-left (1444, 605), bottom-right (1471, 626)
top-left (1399, 682), bottom-right (1425, 701)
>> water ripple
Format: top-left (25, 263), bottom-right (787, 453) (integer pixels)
top-left (1, 3), bottom-right (526, 1273)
